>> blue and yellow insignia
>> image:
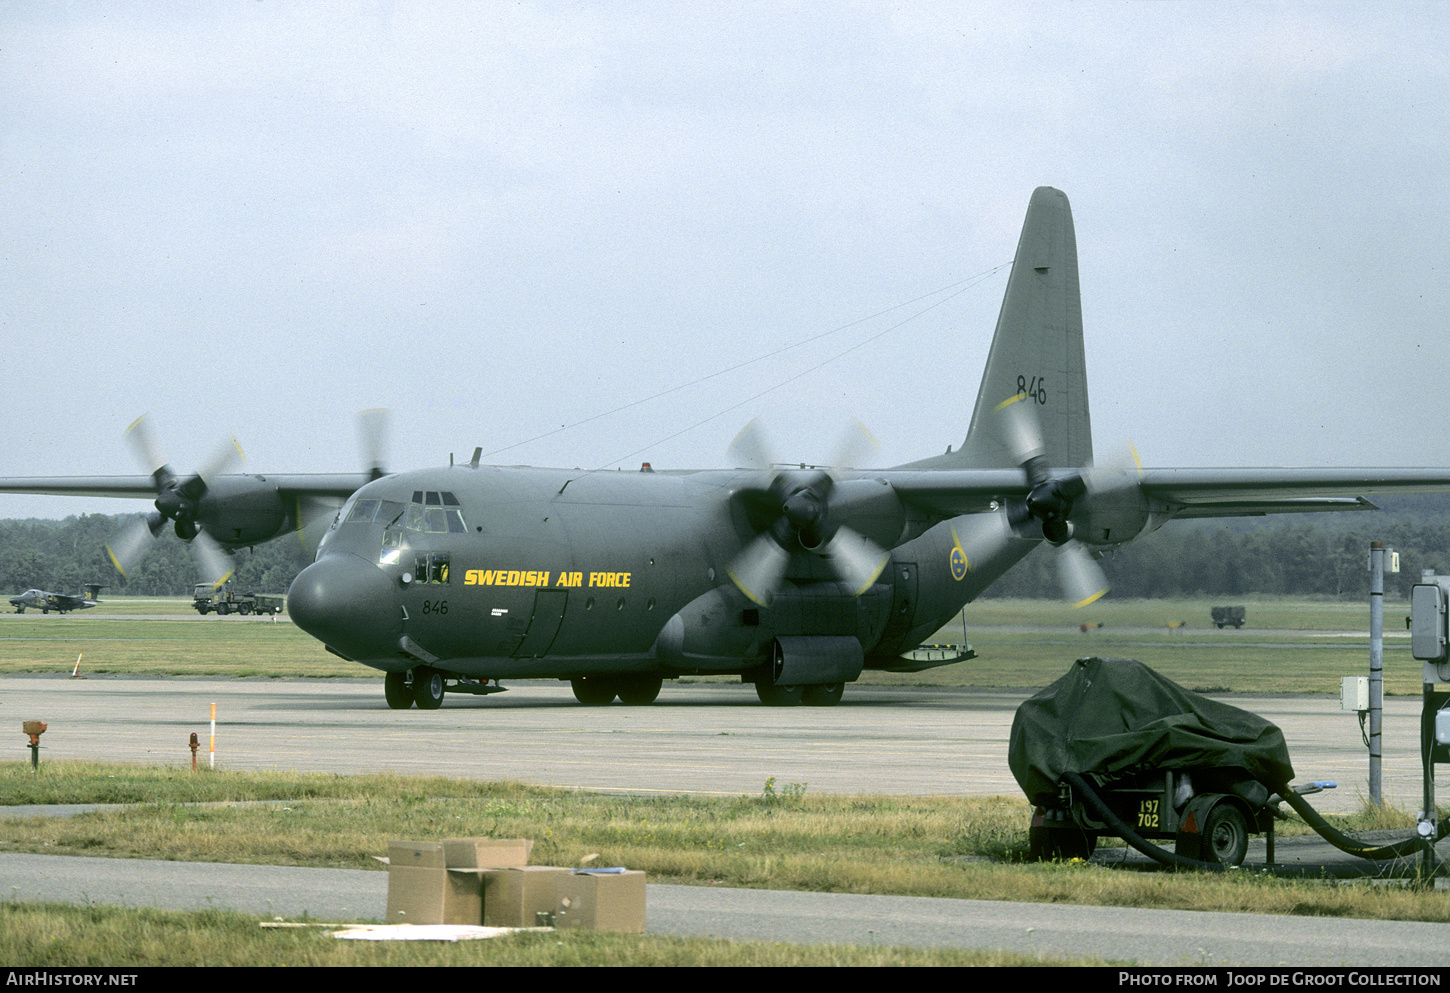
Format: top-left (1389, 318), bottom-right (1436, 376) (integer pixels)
top-left (949, 528), bottom-right (968, 582)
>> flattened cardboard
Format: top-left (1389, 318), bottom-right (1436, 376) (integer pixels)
top-left (555, 869), bottom-right (647, 933)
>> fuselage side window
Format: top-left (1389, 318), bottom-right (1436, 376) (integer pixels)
top-left (414, 552), bottom-right (451, 584)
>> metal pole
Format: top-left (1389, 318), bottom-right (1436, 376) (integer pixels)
top-left (1422, 680), bottom-right (1438, 876)
top-left (1369, 542), bottom-right (1384, 805)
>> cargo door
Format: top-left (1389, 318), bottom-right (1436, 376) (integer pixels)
top-left (512, 589), bottom-right (569, 658)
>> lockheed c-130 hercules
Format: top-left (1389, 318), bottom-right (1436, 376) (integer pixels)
top-left (5, 187), bottom-right (1450, 709)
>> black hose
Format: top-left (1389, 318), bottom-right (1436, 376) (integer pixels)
top-left (1065, 770), bottom-right (1447, 867)
top-left (1062, 772), bottom-right (1230, 872)
top-left (1273, 782), bottom-right (1447, 861)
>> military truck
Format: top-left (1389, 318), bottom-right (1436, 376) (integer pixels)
top-left (192, 584), bottom-right (285, 616)
top-left (1211, 605), bottom-right (1246, 629)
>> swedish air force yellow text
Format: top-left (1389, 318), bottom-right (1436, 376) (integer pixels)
top-left (465, 569), bottom-right (631, 588)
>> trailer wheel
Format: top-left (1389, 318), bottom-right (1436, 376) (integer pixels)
top-left (1028, 825), bottom-right (1097, 861)
top-left (1202, 804), bottom-right (1249, 866)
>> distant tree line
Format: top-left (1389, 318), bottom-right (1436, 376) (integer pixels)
top-left (0, 514), bottom-right (312, 597)
top-left (984, 494), bottom-right (1450, 602)
top-left (5, 494), bottom-right (1450, 601)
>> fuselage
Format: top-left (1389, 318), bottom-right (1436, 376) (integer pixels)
top-left (286, 463), bottom-right (1040, 682)
top-left (8, 589), bottom-right (96, 613)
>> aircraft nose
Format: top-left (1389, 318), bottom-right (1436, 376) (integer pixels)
top-left (288, 553), bottom-right (400, 660)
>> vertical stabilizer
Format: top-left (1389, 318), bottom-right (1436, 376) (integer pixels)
top-left (907, 187), bottom-right (1093, 470)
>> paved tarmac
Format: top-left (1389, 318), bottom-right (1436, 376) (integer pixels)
top-left (0, 674), bottom-right (1439, 812)
top-left (3, 675), bottom-right (1449, 966)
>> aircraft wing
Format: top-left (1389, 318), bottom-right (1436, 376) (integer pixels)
top-left (880, 467), bottom-right (1450, 519)
top-left (0, 476), bottom-right (160, 500)
top-left (0, 473), bottom-right (371, 501)
top-left (1135, 468), bottom-right (1450, 518)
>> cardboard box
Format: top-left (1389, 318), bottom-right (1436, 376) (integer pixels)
top-left (383, 838), bottom-right (533, 926)
top-left (555, 869), bottom-right (647, 933)
top-left (483, 866), bottom-right (574, 927)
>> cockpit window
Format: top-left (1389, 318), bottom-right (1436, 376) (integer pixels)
top-left (346, 499), bottom-right (380, 524)
top-left (375, 491), bottom-right (469, 565)
top-left (397, 491), bottom-right (468, 533)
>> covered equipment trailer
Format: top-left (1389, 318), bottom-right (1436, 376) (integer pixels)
top-left (1010, 657), bottom-right (1295, 866)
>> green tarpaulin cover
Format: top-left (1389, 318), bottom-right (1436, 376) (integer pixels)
top-left (1008, 657), bottom-right (1295, 802)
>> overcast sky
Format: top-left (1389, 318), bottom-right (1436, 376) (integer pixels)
top-left (3, 1), bottom-right (1448, 520)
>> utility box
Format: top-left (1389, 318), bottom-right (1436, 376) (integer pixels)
top-left (1341, 675), bottom-right (1369, 712)
top-left (1411, 578), bottom-right (1450, 682)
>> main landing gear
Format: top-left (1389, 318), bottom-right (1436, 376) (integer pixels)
top-left (569, 674), bottom-right (663, 705)
top-left (755, 681), bottom-right (845, 706)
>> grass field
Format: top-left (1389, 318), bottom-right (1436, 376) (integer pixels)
top-left (0, 903), bottom-right (1090, 967)
top-left (0, 594), bottom-right (1440, 967)
top-left (0, 762), bottom-right (1418, 888)
top-left (0, 594), bottom-right (1419, 694)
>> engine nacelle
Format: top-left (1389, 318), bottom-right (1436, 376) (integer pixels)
top-left (1070, 472), bottom-right (1153, 550)
top-left (195, 475), bottom-right (294, 548)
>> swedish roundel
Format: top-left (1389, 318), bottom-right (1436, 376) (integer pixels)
top-left (949, 533), bottom-right (968, 582)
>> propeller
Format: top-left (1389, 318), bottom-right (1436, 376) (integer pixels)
top-left (292, 408), bottom-right (393, 550)
top-left (726, 420), bottom-right (890, 606)
top-left (994, 395), bottom-right (1118, 608)
top-left (106, 415), bottom-right (243, 588)
top-left (357, 408), bottom-right (390, 482)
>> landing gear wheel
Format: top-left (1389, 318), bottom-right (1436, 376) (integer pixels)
top-left (413, 667), bottom-right (445, 710)
top-left (801, 683), bottom-right (844, 706)
top-left (1202, 804), bottom-right (1249, 866)
top-left (616, 675), bottom-right (662, 705)
top-left (571, 676), bottom-right (617, 705)
top-left (755, 682), bottom-right (804, 706)
top-left (384, 671), bottom-right (414, 710)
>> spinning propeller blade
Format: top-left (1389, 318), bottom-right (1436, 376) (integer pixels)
top-left (725, 421), bottom-right (889, 605)
top-left (993, 394), bottom-right (1111, 607)
top-left (109, 415), bottom-right (243, 584)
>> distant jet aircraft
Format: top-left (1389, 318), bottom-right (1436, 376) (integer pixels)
top-left (9, 584), bottom-right (105, 614)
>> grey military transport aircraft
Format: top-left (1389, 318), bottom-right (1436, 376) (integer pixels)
top-left (3, 188), bottom-right (1450, 709)
top-left (9, 584), bottom-right (104, 614)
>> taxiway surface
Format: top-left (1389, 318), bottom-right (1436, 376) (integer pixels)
top-left (0, 675), bottom-right (1436, 811)
top-left (4, 675), bottom-right (1449, 965)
